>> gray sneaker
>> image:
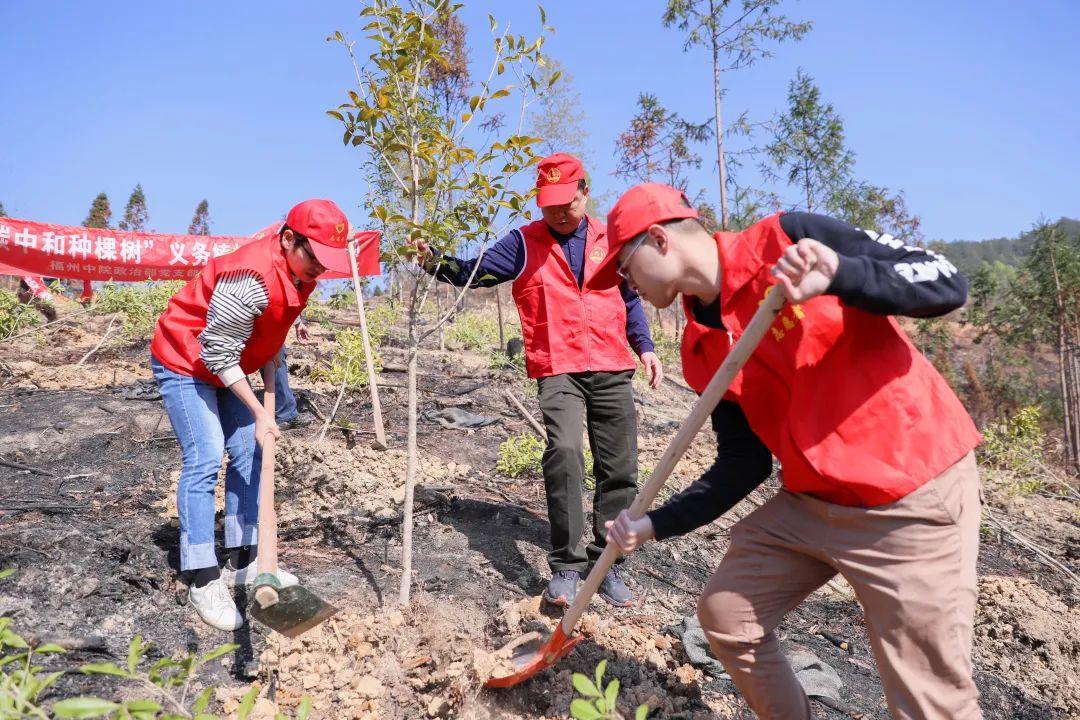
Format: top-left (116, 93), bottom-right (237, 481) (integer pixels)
top-left (544, 570), bottom-right (581, 607)
top-left (598, 566), bottom-right (633, 607)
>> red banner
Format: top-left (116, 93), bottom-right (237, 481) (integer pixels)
top-left (0, 218), bottom-right (381, 282)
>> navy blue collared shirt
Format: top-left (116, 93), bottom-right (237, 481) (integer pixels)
top-left (424, 217), bottom-right (654, 356)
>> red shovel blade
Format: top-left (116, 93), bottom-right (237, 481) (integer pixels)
top-left (484, 625), bottom-right (583, 689)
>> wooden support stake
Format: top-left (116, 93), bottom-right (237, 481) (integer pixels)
top-left (349, 240), bottom-right (387, 450)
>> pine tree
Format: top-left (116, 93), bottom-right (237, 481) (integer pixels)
top-left (0, 201), bottom-right (6, 217)
top-left (765, 69), bottom-right (852, 213)
top-left (663, 0), bottom-right (811, 229)
top-left (83, 193), bottom-right (112, 229)
top-left (613, 93), bottom-right (712, 192)
top-left (528, 60), bottom-right (589, 161)
top-left (118, 184), bottom-right (149, 232)
top-left (188, 199), bottom-right (211, 235)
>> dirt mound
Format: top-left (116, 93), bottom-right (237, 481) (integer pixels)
top-left (246, 599), bottom-right (484, 719)
top-left (975, 575), bottom-right (1080, 715)
top-left (488, 596), bottom-right (730, 719)
top-left (1, 357), bottom-right (150, 389)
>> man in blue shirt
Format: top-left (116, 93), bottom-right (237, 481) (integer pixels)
top-left (417, 153), bottom-right (662, 608)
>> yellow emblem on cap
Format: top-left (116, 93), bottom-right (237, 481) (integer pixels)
top-left (334, 221), bottom-right (346, 241)
top-left (589, 246), bottom-right (606, 264)
top-left (545, 167), bottom-right (562, 184)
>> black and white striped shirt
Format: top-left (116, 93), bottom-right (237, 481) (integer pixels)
top-left (198, 271), bottom-right (270, 386)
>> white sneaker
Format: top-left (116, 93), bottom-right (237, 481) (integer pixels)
top-left (227, 559), bottom-right (299, 588)
top-left (189, 577), bottom-right (243, 631)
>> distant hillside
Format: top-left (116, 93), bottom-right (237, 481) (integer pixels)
top-left (930, 217), bottom-right (1080, 277)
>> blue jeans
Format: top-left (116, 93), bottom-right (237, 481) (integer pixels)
top-left (274, 347), bottom-right (299, 423)
top-left (151, 354), bottom-right (261, 571)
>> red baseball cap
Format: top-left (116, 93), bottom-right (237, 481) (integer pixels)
top-left (596, 183), bottom-right (700, 284)
top-left (535, 153), bottom-right (586, 207)
top-left (285, 199), bottom-right (351, 276)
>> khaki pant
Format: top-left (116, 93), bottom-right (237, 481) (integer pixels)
top-left (698, 452), bottom-right (982, 720)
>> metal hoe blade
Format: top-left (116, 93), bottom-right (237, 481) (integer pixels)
top-left (248, 585), bottom-right (339, 638)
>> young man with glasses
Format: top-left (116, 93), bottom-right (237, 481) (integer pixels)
top-left (150, 199), bottom-right (352, 630)
top-left (601, 183), bottom-right (984, 719)
top-left (415, 153), bottom-right (662, 608)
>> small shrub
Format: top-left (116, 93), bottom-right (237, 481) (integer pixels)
top-left (327, 288), bottom-right (358, 311)
top-left (582, 447), bottom-right (596, 490)
top-left (365, 302), bottom-right (400, 344)
top-left (488, 348), bottom-right (525, 373)
top-left (91, 281), bottom-right (184, 339)
top-left (446, 312), bottom-right (499, 351)
top-left (497, 433), bottom-right (544, 478)
top-left (45, 632), bottom-right (312, 720)
top-left (0, 289), bottom-right (41, 338)
top-left (648, 321), bottom-right (680, 371)
top-left (302, 301), bottom-right (334, 329)
top-left (315, 328), bottom-right (382, 389)
top-left (569, 659), bottom-right (649, 720)
top-left (979, 405), bottom-right (1046, 494)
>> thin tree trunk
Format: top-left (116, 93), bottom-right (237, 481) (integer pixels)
top-left (436, 283), bottom-right (445, 352)
top-left (1051, 255), bottom-right (1078, 473)
top-left (399, 346), bottom-right (418, 606)
top-left (495, 284), bottom-right (506, 350)
top-left (710, 13), bottom-right (729, 230)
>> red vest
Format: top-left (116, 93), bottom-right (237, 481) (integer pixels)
top-left (680, 214), bottom-right (981, 506)
top-left (151, 234), bottom-right (315, 386)
top-left (511, 217), bottom-right (637, 379)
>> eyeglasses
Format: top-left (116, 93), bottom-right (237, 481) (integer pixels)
top-left (615, 233), bottom-right (648, 282)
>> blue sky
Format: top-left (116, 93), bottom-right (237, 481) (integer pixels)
top-left (1, 1), bottom-right (1076, 243)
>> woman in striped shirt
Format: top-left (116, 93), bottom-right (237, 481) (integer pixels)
top-left (150, 199), bottom-right (352, 630)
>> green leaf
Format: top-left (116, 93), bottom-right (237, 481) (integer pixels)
top-left (569, 698), bottom-right (603, 720)
top-left (80, 662), bottom-right (129, 677)
top-left (236, 685), bottom-right (259, 720)
top-left (52, 696), bottom-right (121, 718)
top-left (127, 636), bottom-right (144, 674)
top-left (0, 629), bottom-right (28, 648)
top-left (123, 700), bottom-right (162, 713)
top-left (198, 642), bottom-right (239, 665)
top-left (594, 659), bottom-right (607, 688)
top-left (636, 703), bottom-right (650, 720)
top-left (572, 672), bottom-right (600, 698)
top-left (192, 687), bottom-right (214, 713)
top-left (326, 110), bottom-right (345, 122)
top-left (605, 678), bottom-right (619, 711)
top-left (469, 95), bottom-right (480, 112)
top-left (490, 88), bottom-right (511, 100)
top-left (296, 696), bottom-right (313, 720)
top-left (0, 568), bottom-right (15, 580)
top-left (35, 643), bottom-right (67, 654)
top-left (335, 30), bottom-right (344, 42)
top-left (488, 13), bottom-right (496, 31)
top-left (38, 670), bottom-right (65, 695)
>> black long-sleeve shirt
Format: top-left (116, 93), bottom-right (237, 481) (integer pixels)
top-left (647, 212), bottom-right (968, 540)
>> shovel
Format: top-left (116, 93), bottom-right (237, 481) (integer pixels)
top-left (249, 361), bottom-right (339, 637)
top-left (485, 289), bottom-right (786, 688)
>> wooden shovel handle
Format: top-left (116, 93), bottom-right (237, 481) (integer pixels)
top-left (255, 362), bottom-right (279, 605)
top-left (559, 288), bottom-right (786, 634)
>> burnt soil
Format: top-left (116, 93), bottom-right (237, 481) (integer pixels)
top-left (1, 303), bottom-right (1078, 719)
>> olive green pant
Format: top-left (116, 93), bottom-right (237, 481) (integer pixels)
top-left (536, 370), bottom-right (638, 573)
